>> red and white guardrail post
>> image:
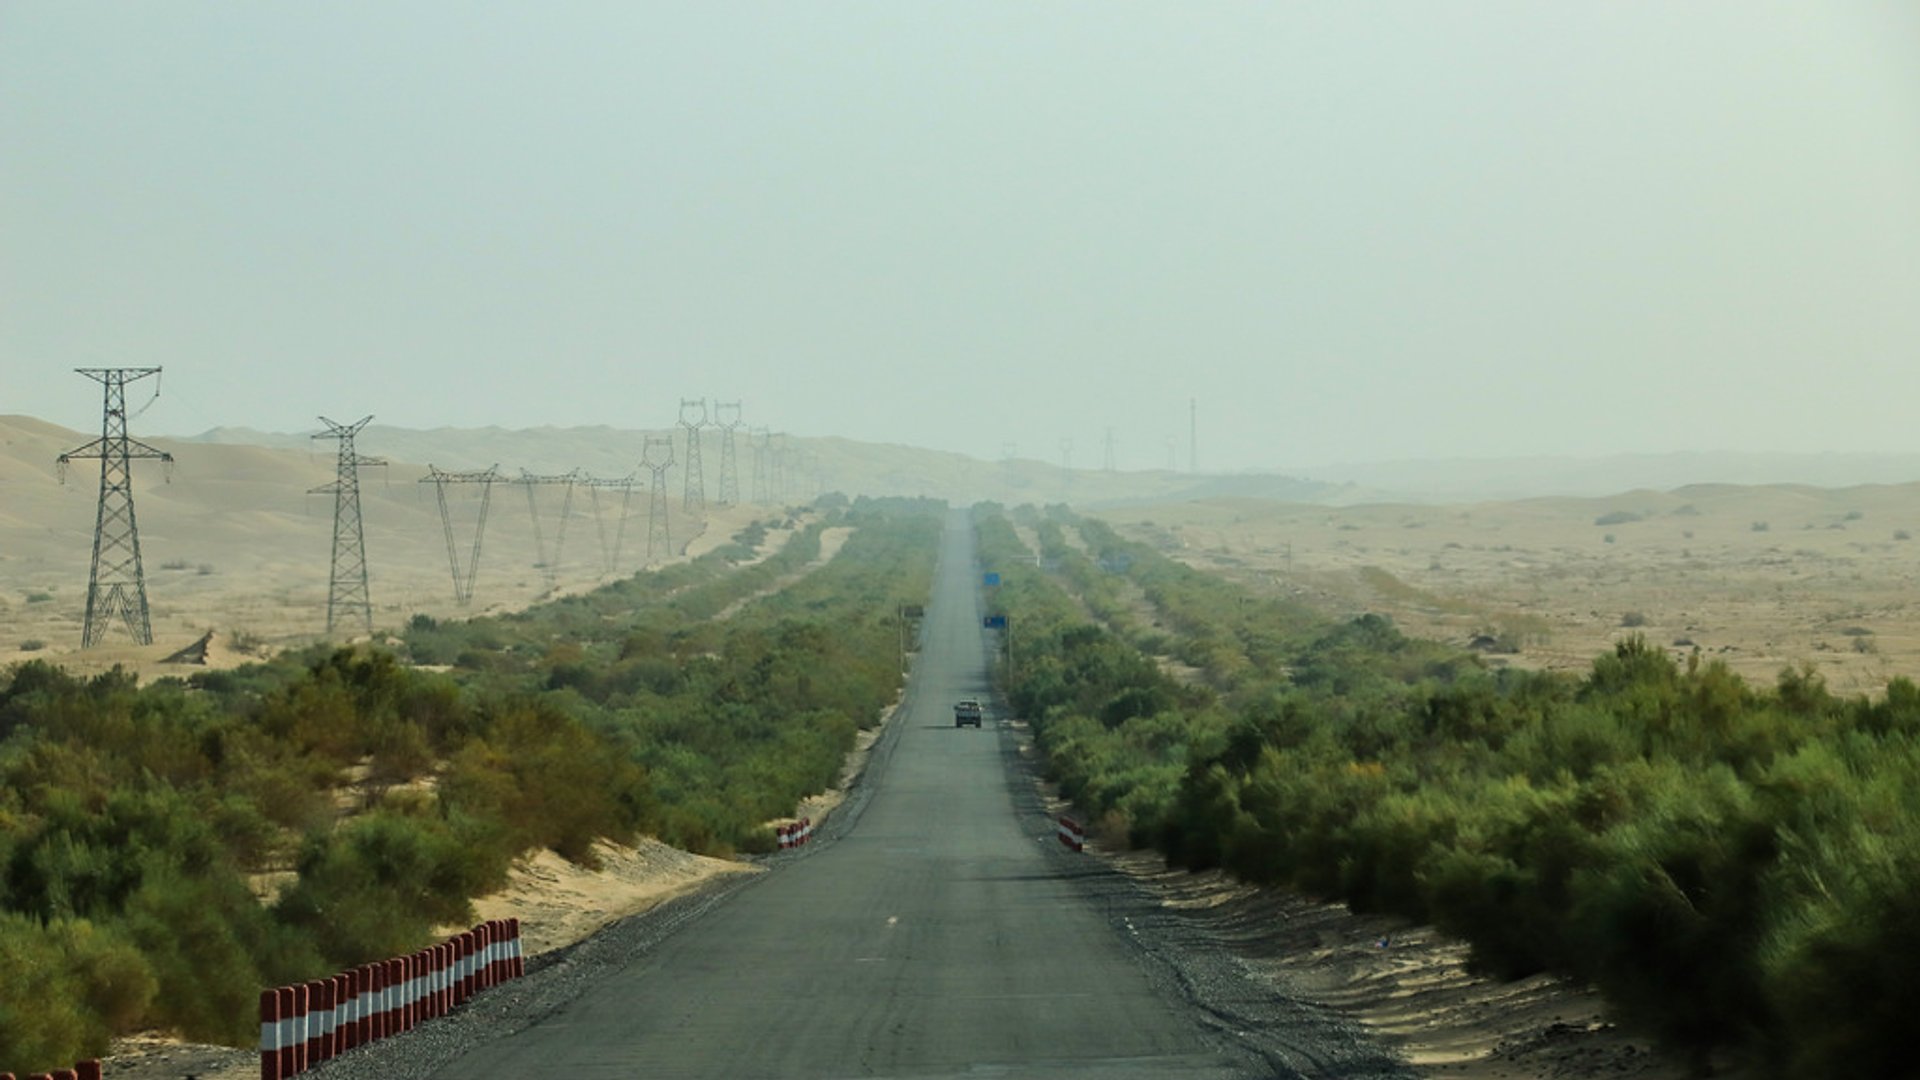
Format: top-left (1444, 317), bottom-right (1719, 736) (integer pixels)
top-left (3, 1065), bottom-right (99, 1080)
top-left (1057, 816), bottom-right (1085, 852)
top-left (258, 919), bottom-right (525, 1079)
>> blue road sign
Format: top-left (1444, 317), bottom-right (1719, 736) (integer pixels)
top-left (983, 572), bottom-right (1001, 586)
top-left (983, 615), bottom-right (1008, 629)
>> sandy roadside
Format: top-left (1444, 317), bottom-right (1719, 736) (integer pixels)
top-left (1033, 785), bottom-right (1751, 1079)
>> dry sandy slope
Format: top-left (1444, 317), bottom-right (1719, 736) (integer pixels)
top-left (1098, 484), bottom-right (1920, 697)
top-left (0, 414), bottom-right (789, 679)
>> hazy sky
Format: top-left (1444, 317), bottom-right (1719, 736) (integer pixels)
top-left (4, 4), bottom-right (1917, 472)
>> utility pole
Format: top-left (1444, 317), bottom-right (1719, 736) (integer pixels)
top-left (57, 367), bottom-right (173, 647)
top-left (714, 400), bottom-right (743, 507)
top-left (420, 465), bottom-right (499, 606)
top-left (581, 475), bottom-right (636, 576)
top-left (515, 469), bottom-right (582, 590)
top-left (641, 435), bottom-right (675, 561)
top-left (311, 415), bottom-right (384, 637)
top-left (679, 398), bottom-right (708, 513)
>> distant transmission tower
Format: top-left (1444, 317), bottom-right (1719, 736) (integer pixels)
top-left (515, 469), bottom-right (582, 589)
top-left (57, 367), bottom-right (173, 648)
top-left (1103, 427), bottom-right (1116, 472)
top-left (749, 426), bottom-right (771, 505)
top-left (714, 400), bottom-right (743, 507)
top-left (1189, 397), bottom-right (1197, 474)
top-left (679, 398), bottom-right (708, 513)
top-left (770, 433), bottom-right (789, 504)
top-left (420, 465), bottom-right (499, 605)
top-left (311, 415), bottom-right (385, 637)
top-left (582, 474), bottom-right (636, 575)
top-left (641, 435), bottom-right (675, 560)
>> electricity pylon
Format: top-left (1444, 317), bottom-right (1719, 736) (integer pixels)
top-left (515, 469), bottom-right (582, 589)
top-left (311, 415), bottom-right (385, 637)
top-left (641, 435), bottom-right (675, 561)
top-left (582, 475), bottom-right (636, 575)
top-left (679, 398), bottom-right (708, 512)
top-left (770, 432), bottom-right (788, 504)
top-left (714, 400), bottom-right (743, 507)
top-left (420, 465), bottom-right (498, 605)
top-left (749, 426), bottom-right (771, 505)
top-left (57, 367), bottom-right (173, 648)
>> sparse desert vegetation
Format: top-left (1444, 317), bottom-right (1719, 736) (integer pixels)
top-left (0, 496), bottom-right (938, 1071)
top-left (1099, 482), bottom-right (1920, 698)
top-left (985, 503), bottom-right (1920, 1077)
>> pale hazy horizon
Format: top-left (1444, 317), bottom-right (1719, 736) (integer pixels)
top-left (5, 4), bottom-right (1917, 472)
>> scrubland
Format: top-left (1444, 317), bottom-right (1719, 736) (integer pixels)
top-left (0, 497), bottom-right (939, 1073)
top-left (984, 503), bottom-right (1920, 1078)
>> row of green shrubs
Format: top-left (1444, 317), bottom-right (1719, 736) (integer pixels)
top-left (0, 498), bottom-right (942, 1071)
top-left (984, 504), bottom-right (1920, 1078)
top-left (0, 652), bottom-right (646, 1066)
top-left (401, 497), bottom-right (940, 853)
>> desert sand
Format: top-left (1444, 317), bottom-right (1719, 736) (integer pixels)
top-left (1098, 485), bottom-right (1920, 697)
top-left (0, 414), bottom-right (790, 679)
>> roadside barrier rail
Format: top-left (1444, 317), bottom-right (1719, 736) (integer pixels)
top-left (1057, 816), bottom-right (1085, 852)
top-left (1, 1062), bottom-right (102, 1080)
top-left (776, 817), bottom-right (814, 849)
top-left (258, 917), bottom-right (524, 1080)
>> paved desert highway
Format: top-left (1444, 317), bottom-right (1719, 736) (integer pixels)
top-left (428, 511), bottom-right (1270, 1079)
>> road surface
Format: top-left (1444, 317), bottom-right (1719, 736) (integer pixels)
top-left (419, 509), bottom-right (1406, 1080)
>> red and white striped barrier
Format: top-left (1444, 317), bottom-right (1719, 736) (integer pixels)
top-left (1057, 816), bottom-right (1085, 852)
top-left (776, 817), bottom-right (814, 849)
top-left (260, 918), bottom-right (523, 1079)
top-left (1, 1063), bottom-right (100, 1080)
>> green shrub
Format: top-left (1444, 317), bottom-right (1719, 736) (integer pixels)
top-left (0, 913), bottom-right (153, 1070)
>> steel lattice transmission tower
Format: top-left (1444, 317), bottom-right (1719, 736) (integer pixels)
top-left (581, 474), bottom-right (637, 575)
top-left (678, 399), bottom-right (708, 513)
top-left (713, 400), bottom-right (743, 507)
top-left (515, 469), bottom-right (582, 590)
top-left (57, 368), bottom-right (174, 648)
top-left (748, 426), bottom-right (771, 505)
top-left (420, 465), bottom-right (499, 606)
top-left (641, 435), bottom-right (676, 561)
top-left (311, 415), bottom-right (385, 637)
top-left (770, 432), bottom-right (788, 504)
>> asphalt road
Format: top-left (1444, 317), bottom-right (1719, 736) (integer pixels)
top-left (413, 509), bottom-right (1407, 1080)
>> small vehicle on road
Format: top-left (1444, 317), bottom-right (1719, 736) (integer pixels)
top-left (953, 698), bottom-right (983, 728)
